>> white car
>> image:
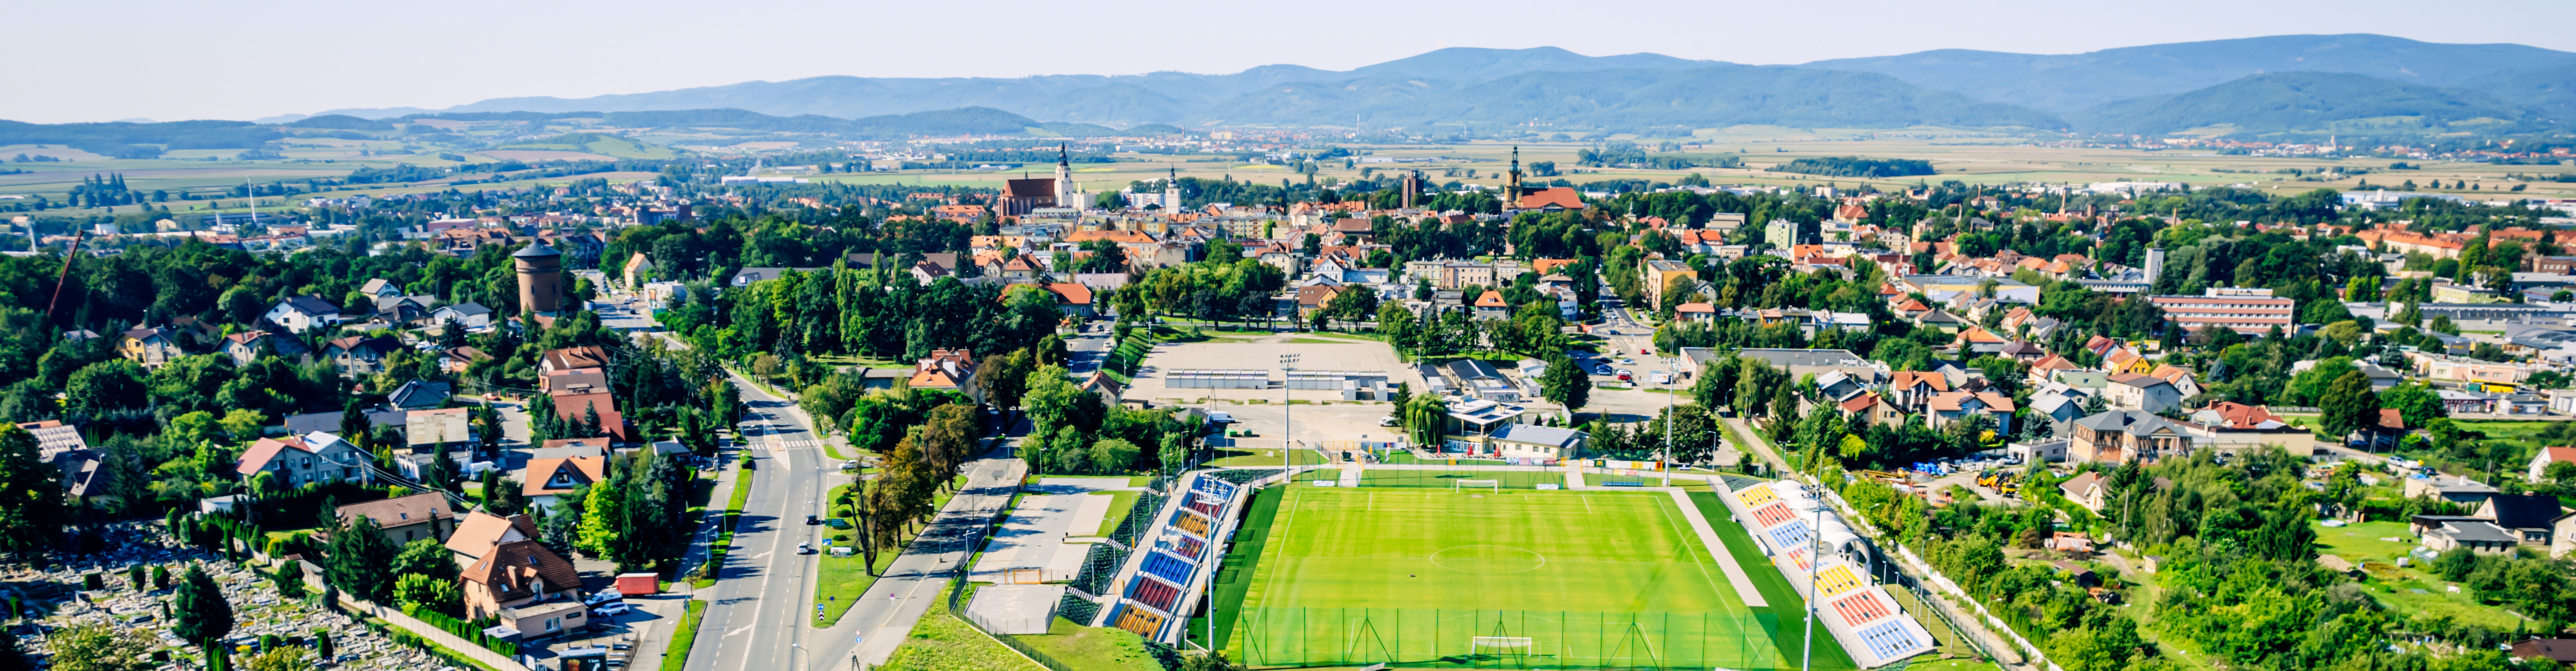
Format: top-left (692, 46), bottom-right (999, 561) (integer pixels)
top-left (590, 602), bottom-right (633, 619)
top-left (583, 590), bottom-right (623, 607)
top-left (1650, 373), bottom-right (1673, 385)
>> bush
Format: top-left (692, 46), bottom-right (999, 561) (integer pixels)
top-left (400, 603), bottom-right (518, 657)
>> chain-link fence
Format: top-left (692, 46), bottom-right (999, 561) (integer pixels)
top-left (1236, 607), bottom-right (1784, 670)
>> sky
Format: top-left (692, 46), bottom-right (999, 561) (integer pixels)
top-left (9, 0), bottom-right (2576, 124)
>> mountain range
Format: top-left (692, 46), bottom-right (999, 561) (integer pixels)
top-left (280, 35), bottom-right (2573, 138)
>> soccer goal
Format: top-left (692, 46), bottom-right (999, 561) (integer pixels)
top-left (1469, 636), bottom-right (1536, 662)
top-left (1454, 479), bottom-right (1501, 494)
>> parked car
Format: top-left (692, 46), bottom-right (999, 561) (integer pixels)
top-left (1207, 411), bottom-right (1237, 423)
top-left (1617, 370), bottom-right (1633, 382)
top-left (805, 514), bottom-right (820, 525)
top-left (583, 590), bottom-right (623, 607)
top-left (1378, 415), bottom-right (1399, 427)
top-left (797, 541), bottom-right (813, 554)
top-left (590, 602), bottom-right (633, 619)
top-left (1593, 365), bottom-right (1613, 375)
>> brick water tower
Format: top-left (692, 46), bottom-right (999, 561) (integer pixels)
top-left (515, 242), bottom-right (565, 314)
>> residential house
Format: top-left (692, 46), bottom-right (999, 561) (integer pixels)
top-left (2507, 638), bottom-right (2576, 666)
top-left (2060, 472), bottom-right (2107, 512)
top-left (539, 346), bottom-right (610, 375)
top-left (550, 392), bottom-right (633, 443)
top-left (461, 540), bottom-right (588, 637)
top-left (2027, 383), bottom-right (2096, 437)
top-left (323, 335), bottom-right (402, 377)
top-left (441, 346), bottom-right (492, 375)
top-left (2149, 364), bottom-right (2202, 399)
top-left (2070, 410), bottom-right (2193, 463)
top-left (221, 330), bottom-right (310, 366)
top-left (2479, 493), bottom-right (2573, 547)
top-left (388, 380), bottom-right (452, 410)
top-left (908, 349), bottom-right (982, 404)
top-left (358, 279), bottom-right (404, 300)
top-left (2105, 373), bottom-right (2182, 414)
top-left (2403, 473), bottom-right (2499, 505)
top-left (236, 432), bottom-right (371, 487)
top-left (1839, 392), bottom-right (1905, 427)
top-left (621, 253), bottom-right (654, 288)
top-left (1043, 283), bottom-right (1095, 319)
top-left (406, 407), bottom-right (474, 456)
top-left (1885, 371), bottom-right (1951, 412)
top-left (263, 296), bottom-right (343, 334)
top-left (1927, 391), bottom-right (2014, 435)
top-left (445, 511), bottom-right (538, 568)
top-left (429, 303), bottom-right (495, 331)
top-left (1473, 290), bottom-right (1508, 320)
top-left (522, 455), bottom-right (606, 508)
top-left (334, 492), bottom-right (456, 546)
top-left (119, 325), bottom-right (185, 369)
top-left (2531, 446), bottom-right (2576, 481)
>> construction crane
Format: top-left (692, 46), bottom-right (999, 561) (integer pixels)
top-left (42, 228), bottom-right (85, 322)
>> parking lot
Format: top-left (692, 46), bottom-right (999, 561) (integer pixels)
top-left (1128, 339), bottom-right (1418, 405)
top-left (1192, 400), bottom-right (1402, 451)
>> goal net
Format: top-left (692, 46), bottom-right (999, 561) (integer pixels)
top-left (1470, 636), bottom-right (1536, 659)
top-left (1455, 479), bottom-right (1501, 493)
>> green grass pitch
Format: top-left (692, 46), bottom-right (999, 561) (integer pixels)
top-left (1227, 485), bottom-right (1782, 668)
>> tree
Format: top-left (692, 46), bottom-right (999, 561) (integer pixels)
top-left (270, 560), bottom-right (306, 600)
top-left (1538, 355), bottom-right (1591, 410)
top-left (322, 515), bottom-right (398, 601)
top-left (2319, 371), bottom-right (2379, 438)
top-left (392, 572), bottom-right (462, 617)
top-left (1089, 438), bottom-right (1141, 473)
top-left (240, 648), bottom-right (310, 671)
top-left (63, 359), bottom-right (147, 414)
top-left (0, 627), bottom-right (27, 671)
top-left (388, 539), bottom-right (459, 583)
top-left (43, 622), bottom-right (154, 671)
top-left (1401, 394), bottom-right (1448, 447)
top-left (172, 563), bottom-right (234, 645)
top-left (0, 424), bottom-right (63, 558)
top-left (2379, 383), bottom-right (2446, 428)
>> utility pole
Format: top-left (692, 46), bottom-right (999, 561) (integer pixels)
top-left (1662, 355), bottom-right (1674, 487)
top-left (1281, 354), bottom-right (1299, 472)
top-left (1803, 488), bottom-right (1821, 671)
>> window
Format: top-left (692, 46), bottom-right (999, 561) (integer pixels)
top-left (543, 617), bottom-right (560, 632)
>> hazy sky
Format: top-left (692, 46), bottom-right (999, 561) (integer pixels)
top-left (10, 0), bottom-right (2575, 124)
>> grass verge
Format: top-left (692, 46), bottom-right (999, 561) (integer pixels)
top-left (814, 483), bottom-right (904, 627)
top-left (692, 466), bottom-right (757, 589)
top-left (880, 584), bottom-right (1044, 671)
top-left (659, 599), bottom-right (706, 671)
top-left (1198, 486), bottom-right (1282, 653)
top-left (1013, 617), bottom-right (1164, 671)
top-left (1090, 490), bottom-right (1140, 537)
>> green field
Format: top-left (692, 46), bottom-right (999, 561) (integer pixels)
top-left (1229, 487), bottom-right (1782, 669)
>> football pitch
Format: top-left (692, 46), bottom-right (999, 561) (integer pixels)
top-left (1228, 485), bottom-right (1786, 669)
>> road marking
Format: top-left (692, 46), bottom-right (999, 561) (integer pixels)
top-left (750, 551), bottom-right (772, 560)
top-left (724, 625), bottom-right (754, 637)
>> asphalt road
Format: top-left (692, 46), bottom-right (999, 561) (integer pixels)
top-left (686, 372), bottom-right (835, 671)
top-left (816, 451), bottom-right (1025, 671)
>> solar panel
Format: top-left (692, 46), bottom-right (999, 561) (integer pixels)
top-left (1856, 619), bottom-right (1927, 661)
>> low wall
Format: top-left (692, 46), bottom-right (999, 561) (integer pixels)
top-left (334, 591), bottom-right (533, 671)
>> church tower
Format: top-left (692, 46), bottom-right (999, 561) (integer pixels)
top-left (1163, 167), bottom-right (1182, 213)
top-left (1505, 146), bottom-right (1525, 207)
top-left (1052, 144), bottom-right (1074, 207)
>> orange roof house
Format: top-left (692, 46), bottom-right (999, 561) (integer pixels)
top-left (910, 349), bottom-right (981, 401)
top-left (522, 455), bottom-right (605, 501)
top-left (1515, 187), bottom-right (1584, 211)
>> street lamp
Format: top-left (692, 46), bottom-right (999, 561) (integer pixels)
top-left (1280, 354), bottom-right (1299, 474)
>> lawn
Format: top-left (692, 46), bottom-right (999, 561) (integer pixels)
top-left (1353, 468), bottom-right (1566, 489)
top-left (659, 599), bottom-right (706, 671)
top-left (1685, 491), bottom-right (1861, 671)
top-left (1228, 487), bottom-right (1779, 669)
top-left (2312, 520), bottom-right (2529, 630)
top-left (880, 584), bottom-right (1044, 671)
top-left (1089, 490), bottom-right (1141, 537)
top-left (1011, 617), bottom-right (1165, 671)
top-left (1206, 447), bottom-right (1328, 467)
top-left (814, 483), bottom-right (905, 626)
top-left (693, 467), bottom-right (757, 589)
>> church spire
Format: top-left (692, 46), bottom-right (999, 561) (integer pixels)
top-left (1505, 146), bottom-right (1525, 205)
